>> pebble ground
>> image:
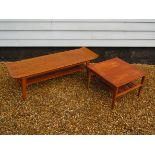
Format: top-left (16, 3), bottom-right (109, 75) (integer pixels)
top-left (0, 63), bottom-right (155, 135)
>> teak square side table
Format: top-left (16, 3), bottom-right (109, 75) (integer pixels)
top-left (87, 58), bottom-right (145, 109)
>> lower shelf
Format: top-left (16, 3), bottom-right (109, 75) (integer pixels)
top-left (117, 82), bottom-right (142, 97)
top-left (27, 65), bottom-right (84, 85)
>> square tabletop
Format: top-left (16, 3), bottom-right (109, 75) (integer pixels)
top-left (88, 57), bottom-right (145, 87)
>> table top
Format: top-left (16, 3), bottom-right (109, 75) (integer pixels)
top-left (4, 47), bottom-right (98, 78)
top-left (88, 57), bottom-right (145, 87)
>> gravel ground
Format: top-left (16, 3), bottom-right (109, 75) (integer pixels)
top-left (0, 63), bottom-right (155, 135)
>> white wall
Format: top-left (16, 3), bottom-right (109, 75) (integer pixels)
top-left (0, 19), bottom-right (155, 47)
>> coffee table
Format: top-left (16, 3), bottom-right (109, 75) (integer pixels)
top-left (87, 58), bottom-right (145, 109)
top-left (4, 47), bottom-right (98, 99)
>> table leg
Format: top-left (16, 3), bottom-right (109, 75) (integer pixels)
top-left (16, 79), bottom-right (21, 87)
top-left (86, 61), bottom-right (90, 76)
top-left (112, 87), bottom-right (118, 109)
top-left (22, 78), bottom-right (27, 99)
top-left (138, 76), bottom-right (145, 97)
top-left (86, 61), bottom-right (91, 88)
top-left (87, 69), bottom-right (92, 89)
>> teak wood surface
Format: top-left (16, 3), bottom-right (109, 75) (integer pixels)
top-left (87, 58), bottom-right (145, 109)
top-left (4, 47), bottom-right (98, 99)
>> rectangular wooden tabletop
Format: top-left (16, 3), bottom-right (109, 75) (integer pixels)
top-left (88, 57), bottom-right (145, 87)
top-left (4, 47), bottom-right (98, 79)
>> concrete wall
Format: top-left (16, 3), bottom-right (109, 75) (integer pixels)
top-left (1, 20), bottom-right (155, 47)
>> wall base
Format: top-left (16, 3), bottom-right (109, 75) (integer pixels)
top-left (0, 47), bottom-right (155, 64)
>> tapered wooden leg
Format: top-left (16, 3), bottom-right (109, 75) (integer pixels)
top-left (138, 76), bottom-right (145, 97)
top-left (86, 61), bottom-right (91, 88)
top-left (86, 61), bottom-right (90, 77)
top-left (112, 87), bottom-right (118, 109)
top-left (16, 79), bottom-right (21, 87)
top-left (87, 69), bottom-right (92, 89)
top-left (22, 78), bottom-right (27, 99)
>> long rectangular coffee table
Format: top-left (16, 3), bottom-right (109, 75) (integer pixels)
top-left (4, 47), bottom-right (98, 99)
top-left (87, 58), bottom-right (145, 109)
